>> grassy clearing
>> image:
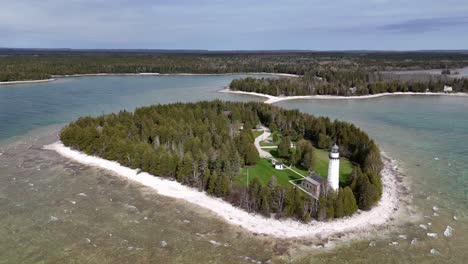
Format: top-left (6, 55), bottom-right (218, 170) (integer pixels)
top-left (259, 141), bottom-right (278, 147)
top-left (265, 148), bottom-right (353, 184)
top-left (311, 148), bottom-right (353, 184)
top-left (252, 130), bottom-right (264, 138)
top-left (236, 158), bottom-right (303, 186)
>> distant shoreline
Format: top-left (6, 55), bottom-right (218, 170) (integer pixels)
top-left (51, 72), bottom-right (301, 78)
top-left (0, 72), bottom-right (299, 86)
top-left (219, 88), bottom-right (468, 104)
top-left (0, 78), bottom-right (56, 85)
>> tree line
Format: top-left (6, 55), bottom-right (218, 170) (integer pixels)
top-left (2, 52), bottom-right (468, 82)
top-left (229, 70), bottom-right (468, 96)
top-left (60, 101), bottom-right (383, 221)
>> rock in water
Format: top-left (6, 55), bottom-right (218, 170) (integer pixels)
top-left (160, 241), bottom-right (168, 248)
top-left (368, 241), bottom-right (376, 247)
top-left (49, 216), bottom-right (59, 222)
top-left (432, 206), bottom-right (439, 211)
top-left (427, 233), bottom-right (438, 238)
top-left (419, 224), bottom-right (428, 230)
top-left (443, 226), bottom-right (454, 237)
top-left (410, 238), bottom-right (417, 245)
top-left (430, 248), bottom-right (440, 255)
top-left (453, 216), bottom-right (458, 221)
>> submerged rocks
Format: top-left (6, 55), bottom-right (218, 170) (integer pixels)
top-left (160, 240), bottom-right (168, 248)
top-left (443, 226), bottom-right (454, 237)
top-left (209, 240), bottom-right (222, 246)
top-left (410, 238), bottom-right (418, 245)
top-left (368, 241), bottom-right (376, 247)
top-left (427, 233), bottom-right (438, 238)
top-left (430, 248), bottom-right (440, 255)
top-left (419, 224), bottom-right (428, 230)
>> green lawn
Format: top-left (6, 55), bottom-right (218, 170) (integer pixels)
top-left (236, 158), bottom-right (304, 187)
top-left (312, 148), bottom-right (353, 184)
top-left (242, 129), bottom-right (354, 187)
top-left (252, 130), bottom-right (264, 138)
top-left (265, 148), bottom-right (353, 184)
top-left (259, 141), bottom-right (278, 147)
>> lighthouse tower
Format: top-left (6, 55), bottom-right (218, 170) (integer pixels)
top-left (327, 144), bottom-right (340, 191)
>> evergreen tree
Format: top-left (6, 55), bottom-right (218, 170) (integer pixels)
top-left (317, 197), bottom-right (327, 221)
top-left (302, 149), bottom-right (315, 170)
top-left (278, 136), bottom-right (291, 158)
top-left (202, 169), bottom-right (212, 190)
top-left (216, 173), bottom-right (230, 197)
top-left (358, 181), bottom-right (378, 210)
top-left (208, 171), bottom-right (218, 195)
top-left (334, 188), bottom-right (345, 218)
top-left (244, 144), bottom-right (260, 165)
top-left (342, 187), bottom-right (358, 216)
top-left (326, 194), bottom-right (335, 219)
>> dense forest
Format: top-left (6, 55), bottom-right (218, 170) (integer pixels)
top-left (60, 101), bottom-right (383, 221)
top-left (1, 51), bottom-right (468, 82)
top-left (229, 70), bottom-right (468, 96)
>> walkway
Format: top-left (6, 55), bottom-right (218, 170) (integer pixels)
top-left (253, 125), bottom-right (273, 158)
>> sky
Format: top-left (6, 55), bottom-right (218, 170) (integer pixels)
top-left (1, 0), bottom-right (468, 50)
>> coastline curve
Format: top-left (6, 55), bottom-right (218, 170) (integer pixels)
top-left (44, 141), bottom-right (404, 240)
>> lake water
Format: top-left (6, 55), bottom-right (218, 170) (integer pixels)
top-left (0, 75), bottom-right (467, 263)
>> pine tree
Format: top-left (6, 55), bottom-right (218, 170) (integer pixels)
top-left (202, 169), bottom-right (211, 191)
top-left (302, 149), bottom-right (315, 170)
top-left (208, 171), bottom-right (218, 195)
top-left (260, 187), bottom-right (271, 216)
top-left (342, 186), bottom-right (358, 216)
top-left (244, 144), bottom-right (260, 165)
top-left (278, 136), bottom-right (291, 158)
top-left (326, 194), bottom-right (335, 219)
top-left (358, 181), bottom-right (378, 210)
top-left (334, 188), bottom-right (345, 218)
top-left (317, 197), bottom-right (327, 221)
top-left (215, 173), bottom-right (230, 197)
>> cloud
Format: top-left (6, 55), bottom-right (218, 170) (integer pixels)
top-left (1, 0), bottom-right (468, 49)
top-left (378, 16), bottom-right (468, 33)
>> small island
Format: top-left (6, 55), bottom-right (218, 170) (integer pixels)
top-left (58, 101), bottom-right (384, 223)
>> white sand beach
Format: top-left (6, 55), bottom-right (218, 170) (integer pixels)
top-left (219, 88), bottom-right (468, 104)
top-left (44, 142), bottom-right (402, 239)
top-left (52, 72), bottom-right (300, 78)
top-left (0, 78), bottom-right (56, 85)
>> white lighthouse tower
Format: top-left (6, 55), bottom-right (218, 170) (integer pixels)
top-left (327, 144), bottom-right (340, 191)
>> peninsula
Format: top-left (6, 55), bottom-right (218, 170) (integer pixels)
top-left (46, 101), bottom-right (397, 238)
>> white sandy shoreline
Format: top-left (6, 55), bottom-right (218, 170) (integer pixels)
top-left (44, 141), bottom-right (402, 239)
top-left (0, 78), bottom-right (56, 85)
top-left (219, 88), bottom-right (468, 104)
top-left (51, 72), bottom-right (300, 78)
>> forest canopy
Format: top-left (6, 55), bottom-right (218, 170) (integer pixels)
top-left (2, 51), bottom-right (468, 82)
top-left (60, 101), bottom-right (384, 221)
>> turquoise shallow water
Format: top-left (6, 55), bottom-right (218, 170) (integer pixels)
top-left (0, 75), bottom-right (265, 141)
top-left (0, 76), bottom-right (467, 263)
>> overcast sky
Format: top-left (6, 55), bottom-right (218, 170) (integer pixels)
top-left (1, 0), bottom-right (468, 50)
